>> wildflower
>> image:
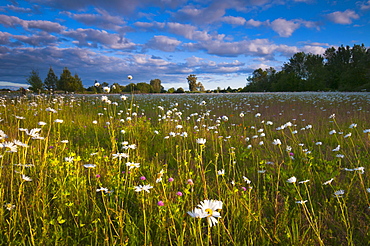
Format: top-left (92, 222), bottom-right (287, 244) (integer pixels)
top-left (54, 119), bottom-right (63, 123)
top-left (333, 190), bottom-right (345, 197)
top-left (196, 138), bottom-right (206, 145)
top-left (45, 107), bottom-right (57, 113)
top-left (349, 123), bottom-right (357, 128)
top-left (92, 120), bottom-right (98, 124)
top-left (83, 164), bottom-right (96, 169)
top-left (121, 95), bottom-right (127, 100)
top-left (222, 116), bottom-right (229, 121)
top-left (64, 157), bottom-right (74, 163)
top-left (287, 176), bottom-right (297, 183)
top-left (26, 128), bottom-right (42, 138)
top-left (94, 82), bottom-right (100, 87)
top-left (103, 87), bottom-right (110, 93)
top-left (96, 187), bottom-right (109, 193)
top-left (61, 140), bottom-right (69, 144)
top-left (329, 130), bottom-right (336, 135)
top-left (323, 178), bottom-right (334, 185)
top-left (336, 154), bottom-right (345, 158)
top-left (168, 177), bottom-right (174, 182)
top-left (38, 121), bottom-right (47, 126)
top-left (134, 184), bottom-right (153, 193)
top-left (296, 200), bottom-right (308, 204)
top-left (217, 169), bottom-right (225, 176)
top-left (197, 199), bottom-right (223, 227)
top-left (255, 113), bottom-right (261, 117)
top-left (187, 179), bottom-right (194, 185)
top-left (243, 176), bottom-right (251, 184)
top-left (272, 139), bottom-right (281, 145)
top-left (95, 174), bottom-right (101, 178)
top-left (354, 167), bottom-right (365, 174)
top-left (127, 75), bottom-right (133, 80)
top-left (239, 113), bottom-right (244, 117)
top-left (187, 207), bottom-right (208, 218)
top-left (1, 142), bottom-right (18, 152)
top-left (344, 133), bottom-right (351, 138)
top-left (156, 169), bottom-right (165, 183)
top-left (316, 141), bottom-right (322, 145)
top-left (298, 179), bottom-right (310, 184)
top-left (126, 162), bottom-right (140, 170)
top-left (332, 145), bottom-right (340, 151)
top-left (112, 153), bottom-right (129, 160)
top-left (177, 191), bottom-right (183, 196)
top-left (259, 141), bottom-right (264, 145)
top-left (140, 176), bottom-right (146, 181)
top-left (13, 140), bottom-right (28, 148)
top-left (157, 201), bottom-right (165, 206)
top-left (5, 203), bottom-right (15, 211)
top-left (21, 174), bottom-right (32, 182)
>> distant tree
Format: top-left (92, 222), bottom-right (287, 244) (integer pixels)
top-left (187, 74), bottom-right (197, 91)
top-left (167, 87), bottom-right (175, 93)
top-left (71, 74), bottom-right (84, 92)
top-left (123, 83), bottom-right (137, 92)
top-left (136, 82), bottom-right (152, 93)
top-left (196, 82), bottom-right (205, 92)
top-left (175, 87), bottom-right (185, 93)
top-left (111, 83), bottom-right (122, 93)
top-left (44, 67), bottom-right (58, 91)
top-left (150, 79), bottom-right (163, 93)
top-left (57, 67), bottom-right (84, 92)
top-left (57, 67), bottom-right (73, 91)
top-left (27, 69), bottom-right (44, 93)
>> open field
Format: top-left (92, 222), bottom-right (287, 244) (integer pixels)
top-left (0, 92), bottom-right (369, 245)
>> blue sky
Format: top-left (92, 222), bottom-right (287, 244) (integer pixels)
top-left (0, 0), bottom-right (369, 90)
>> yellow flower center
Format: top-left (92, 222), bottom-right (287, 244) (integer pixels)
top-left (205, 208), bottom-right (213, 216)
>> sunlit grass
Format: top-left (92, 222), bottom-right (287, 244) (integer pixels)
top-left (0, 92), bottom-right (369, 245)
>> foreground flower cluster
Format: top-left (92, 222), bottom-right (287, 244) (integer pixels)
top-left (0, 92), bottom-right (369, 245)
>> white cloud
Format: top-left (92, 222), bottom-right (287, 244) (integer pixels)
top-left (270, 18), bottom-right (300, 37)
top-left (326, 10), bottom-right (360, 24)
top-left (0, 81), bottom-right (29, 88)
top-left (146, 35), bottom-right (181, 52)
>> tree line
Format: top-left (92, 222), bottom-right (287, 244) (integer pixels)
top-left (26, 68), bottom-right (208, 94)
top-left (243, 44), bottom-right (370, 92)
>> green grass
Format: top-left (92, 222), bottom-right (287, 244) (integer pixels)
top-left (0, 92), bottom-right (369, 245)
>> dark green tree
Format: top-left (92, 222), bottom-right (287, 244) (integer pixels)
top-left (136, 82), bottom-right (152, 93)
top-left (44, 67), bottom-right (58, 91)
top-left (57, 67), bottom-right (73, 91)
top-left (175, 87), bottom-right (185, 93)
top-left (150, 79), bottom-right (163, 93)
top-left (27, 69), bottom-right (44, 93)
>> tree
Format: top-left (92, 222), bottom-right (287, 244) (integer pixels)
top-left (44, 67), bottom-right (58, 91)
top-left (187, 74), bottom-right (197, 91)
top-left (27, 69), bottom-right (44, 93)
top-left (57, 67), bottom-right (84, 92)
top-left (175, 87), bottom-right (185, 93)
top-left (136, 82), bottom-right (152, 93)
top-left (150, 79), bottom-right (163, 93)
top-left (111, 83), bottom-right (122, 93)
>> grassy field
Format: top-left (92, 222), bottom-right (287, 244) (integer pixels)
top-left (0, 92), bottom-right (369, 245)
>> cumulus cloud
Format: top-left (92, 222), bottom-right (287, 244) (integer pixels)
top-left (63, 28), bottom-right (136, 50)
top-left (358, 0), bottom-right (370, 10)
top-left (65, 8), bottom-right (129, 32)
top-left (326, 9), bottom-right (359, 24)
top-left (146, 35), bottom-right (181, 52)
top-left (270, 18), bottom-right (301, 37)
top-left (0, 14), bottom-right (66, 33)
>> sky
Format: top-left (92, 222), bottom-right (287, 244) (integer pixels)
top-left (0, 0), bottom-right (369, 90)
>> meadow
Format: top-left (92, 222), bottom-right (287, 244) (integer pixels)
top-left (0, 92), bottom-right (369, 245)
